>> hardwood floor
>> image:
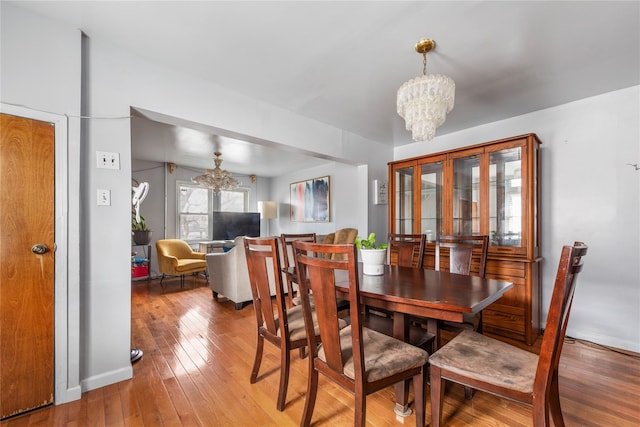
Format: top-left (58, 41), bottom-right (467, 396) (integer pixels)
top-left (3, 276), bottom-right (639, 426)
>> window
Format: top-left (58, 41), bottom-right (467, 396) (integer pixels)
top-left (177, 182), bottom-right (212, 241)
top-left (220, 189), bottom-right (249, 212)
top-left (177, 183), bottom-right (250, 242)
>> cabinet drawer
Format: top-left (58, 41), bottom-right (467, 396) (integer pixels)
top-left (486, 259), bottom-right (526, 278)
top-left (487, 302), bottom-right (524, 316)
top-left (483, 309), bottom-right (525, 333)
top-left (486, 276), bottom-right (526, 309)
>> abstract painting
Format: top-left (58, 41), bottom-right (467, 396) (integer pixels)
top-left (290, 176), bottom-right (330, 222)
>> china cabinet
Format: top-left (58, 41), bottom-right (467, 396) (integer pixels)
top-left (389, 134), bottom-right (541, 345)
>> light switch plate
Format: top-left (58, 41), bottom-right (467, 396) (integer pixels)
top-left (96, 151), bottom-right (120, 170)
top-left (373, 179), bottom-right (388, 205)
top-left (97, 189), bottom-right (111, 206)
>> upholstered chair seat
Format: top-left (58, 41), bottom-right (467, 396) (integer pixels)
top-left (319, 325), bottom-right (429, 383)
top-left (272, 305), bottom-right (347, 341)
top-left (429, 330), bottom-right (537, 393)
top-left (171, 258), bottom-right (207, 274)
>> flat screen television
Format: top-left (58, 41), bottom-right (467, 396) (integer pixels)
top-left (212, 211), bottom-right (260, 240)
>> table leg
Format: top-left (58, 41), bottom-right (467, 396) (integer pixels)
top-left (426, 317), bottom-right (441, 352)
top-left (393, 313), bottom-right (412, 417)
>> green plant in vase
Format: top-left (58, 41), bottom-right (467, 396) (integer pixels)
top-left (132, 212), bottom-right (152, 245)
top-left (355, 233), bottom-right (387, 275)
top-left (355, 232), bottom-right (388, 250)
top-left (131, 212), bottom-right (147, 231)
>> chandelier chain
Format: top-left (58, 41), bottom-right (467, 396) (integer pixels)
top-left (422, 53), bottom-right (427, 76)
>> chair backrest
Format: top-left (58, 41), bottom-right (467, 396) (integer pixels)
top-left (280, 233), bottom-right (317, 306)
top-left (244, 237), bottom-right (287, 338)
top-left (387, 233), bottom-right (426, 268)
top-left (435, 235), bottom-right (489, 277)
top-left (534, 242), bottom-right (587, 402)
top-left (156, 239), bottom-right (196, 259)
top-left (293, 242), bottom-right (362, 381)
top-left (280, 233), bottom-right (317, 270)
top-left (321, 228), bottom-right (358, 260)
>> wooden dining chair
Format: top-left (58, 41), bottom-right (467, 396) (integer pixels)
top-left (280, 233), bottom-right (317, 307)
top-left (387, 233), bottom-right (426, 268)
top-left (281, 233), bottom-right (351, 317)
top-left (435, 234), bottom-right (488, 277)
top-left (364, 233), bottom-right (425, 318)
top-left (293, 241), bottom-right (429, 427)
top-left (427, 234), bottom-right (490, 399)
top-left (435, 234), bottom-right (489, 334)
top-left (429, 242), bottom-right (588, 427)
top-left (363, 233), bottom-right (434, 354)
top-left (244, 237), bottom-right (346, 411)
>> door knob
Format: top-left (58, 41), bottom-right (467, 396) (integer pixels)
top-left (31, 244), bottom-right (49, 254)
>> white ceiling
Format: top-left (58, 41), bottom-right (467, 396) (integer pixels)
top-left (129, 108), bottom-right (336, 177)
top-left (12, 1), bottom-right (640, 176)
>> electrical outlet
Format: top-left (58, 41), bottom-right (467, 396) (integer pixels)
top-left (96, 151), bottom-right (120, 170)
top-left (97, 189), bottom-right (111, 206)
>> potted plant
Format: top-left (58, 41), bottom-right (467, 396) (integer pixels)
top-left (132, 212), bottom-right (152, 245)
top-left (355, 233), bottom-right (388, 275)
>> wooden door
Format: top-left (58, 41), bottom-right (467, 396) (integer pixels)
top-left (0, 113), bottom-right (55, 419)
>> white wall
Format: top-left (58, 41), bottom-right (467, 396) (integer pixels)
top-left (80, 35), bottom-right (134, 391)
top-left (269, 162), bottom-right (363, 238)
top-left (395, 86), bottom-right (640, 352)
top-left (1, 2), bottom-right (83, 403)
top-left (264, 139), bottom-right (390, 241)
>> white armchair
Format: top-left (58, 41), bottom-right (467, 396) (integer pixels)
top-left (206, 236), bottom-right (277, 309)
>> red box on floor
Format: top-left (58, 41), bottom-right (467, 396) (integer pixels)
top-left (132, 265), bottom-right (148, 278)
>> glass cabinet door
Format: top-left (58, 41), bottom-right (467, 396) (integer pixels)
top-left (420, 160), bottom-right (443, 241)
top-left (489, 146), bottom-right (522, 247)
top-left (394, 166), bottom-right (414, 234)
top-left (452, 154), bottom-right (481, 235)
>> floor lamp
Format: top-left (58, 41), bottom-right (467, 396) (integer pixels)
top-left (258, 201), bottom-right (277, 236)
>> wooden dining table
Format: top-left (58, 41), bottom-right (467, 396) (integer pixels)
top-left (284, 263), bottom-right (512, 416)
top-left (332, 263), bottom-right (513, 416)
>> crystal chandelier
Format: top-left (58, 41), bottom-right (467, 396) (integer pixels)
top-left (397, 39), bottom-right (455, 142)
top-left (191, 151), bottom-right (239, 194)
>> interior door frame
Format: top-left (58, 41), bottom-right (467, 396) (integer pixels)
top-left (1, 103), bottom-right (81, 404)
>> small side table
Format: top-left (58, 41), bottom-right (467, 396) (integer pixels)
top-left (131, 244), bottom-right (152, 281)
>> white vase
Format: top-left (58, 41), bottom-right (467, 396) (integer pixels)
top-left (360, 248), bottom-right (386, 275)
